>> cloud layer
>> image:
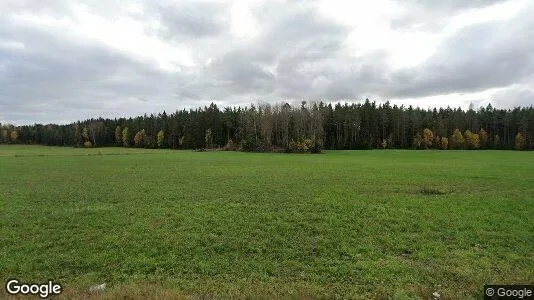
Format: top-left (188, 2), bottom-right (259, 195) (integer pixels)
top-left (0, 0), bottom-right (532, 124)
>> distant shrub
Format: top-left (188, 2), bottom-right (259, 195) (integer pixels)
top-left (440, 137), bottom-right (449, 150)
top-left (288, 140), bottom-right (297, 152)
top-left (241, 136), bottom-right (262, 152)
top-left (412, 133), bottom-right (422, 149)
top-left (83, 141), bottom-right (93, 148)
top-left (223, 139), bottom-right (237, 151)
top-left (515, 132), bottom-right (526, 150)
top-left (433, 136), bottom-right (441, 149)
top-left (381, 135), bottom-right (393, 149)
top-left (302, 140), bottom-right (310, 152)
top-left (287, 138), bottom-right (322, 153)
top-left (419, 186), bottom-right (448, 195)
top-left (297, 139), bottom-right (313, 152)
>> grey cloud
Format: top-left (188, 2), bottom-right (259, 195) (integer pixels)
top-left (0, 17), bottom-right (191, 124)
top-left (492, 85), bottom-right (534, 108)
top-left (390, 0), bottom-right (510, 32)
top-left (0, 0), bottom-right (73, 17)
top-left (175, 51), bottom-right (276, 100)
top-left (254, 3), bottom-right (349, 98)
top-left (387, 9), bottom-right (534, 98)
top-left (413, 0), bottom-right (509, 12)
top-left (1, 0), bottom-right (533, 125)
top-left (320, 51), bottom-right (391, 100)
top-left (155, 1), bottom-right (230, 39)
top-left (296, 2), bottom-right (534, 102)
top-left (254, 3), bottom-right (348, 62)
top-left (173, 1), bottom-right (350, 101)
top-left (209, 51), bottom-right (276, 92)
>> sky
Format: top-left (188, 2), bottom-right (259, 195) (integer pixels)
top-left (0, 0), bottom-right (533, 125)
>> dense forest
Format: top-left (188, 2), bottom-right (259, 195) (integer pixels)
top-left (1, 100), bottom-right (533, 152)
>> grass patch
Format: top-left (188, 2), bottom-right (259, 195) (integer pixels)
top-left (418, 186), bottom-right (450, 195)
top-left (1, 146), bottom-right (533, 299)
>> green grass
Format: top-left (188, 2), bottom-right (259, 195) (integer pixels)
top-left (1, 145), bottom-right (533, 299)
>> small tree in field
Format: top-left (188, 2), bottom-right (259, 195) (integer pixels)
top-left (515, 132), bottom-right (526, 150)
top-left (157, 130), bottom-right (165, 148)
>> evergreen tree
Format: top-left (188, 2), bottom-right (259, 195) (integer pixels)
top-left (3, 101), bottom-right (533, 151)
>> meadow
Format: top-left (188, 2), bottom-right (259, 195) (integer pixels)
top-left (0, 145), bottom-right (533, 299)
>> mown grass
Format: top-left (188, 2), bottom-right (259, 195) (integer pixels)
top-left (0, 145), bottom-right (533, 299)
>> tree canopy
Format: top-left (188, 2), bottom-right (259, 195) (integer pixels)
top-left (2, 101), bottom-right (533, 152)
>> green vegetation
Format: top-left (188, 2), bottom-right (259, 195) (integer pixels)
top-left (2, 102), bottom-right (533, 152)
top-left (1, 145), bottom-right (533, 299)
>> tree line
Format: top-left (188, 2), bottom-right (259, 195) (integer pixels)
top-left (1, 100), bottom-right (533, 151)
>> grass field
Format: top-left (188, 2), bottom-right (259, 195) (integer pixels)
top-left (1, 145), bottom-right (533, 299)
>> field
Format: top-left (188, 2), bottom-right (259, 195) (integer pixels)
top-left (1, 145), bottom-right (533, 299)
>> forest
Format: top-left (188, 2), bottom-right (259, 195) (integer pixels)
top-left (1, 100), bottom-right (533, 152)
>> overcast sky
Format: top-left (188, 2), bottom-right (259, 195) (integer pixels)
top-left (1, 0), bottom-right (533, 125)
